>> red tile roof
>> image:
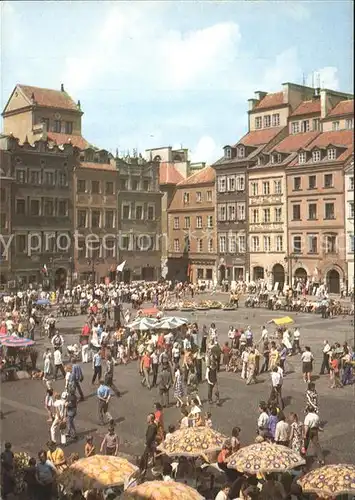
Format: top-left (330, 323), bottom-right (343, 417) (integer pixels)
top-left (254, 92), bottom-right (285, 110)
top-left (237, 127), bottom-right (284, 146)
top-left (159, 162), bottom-right (185, 185)
top-left (18, 84), bottom-right (79, 111)
top-left (79, 161), bottom-right (116, 172)
top-left (326, 99), bottom-right (354, 118)
top-left (271, 131), bottom-right (320, 153)
top-left (178, 166), bottom-right (215, 186)
top-left (47, 132), bottom-right (90, 150)
top-left (291, 100), bottom-right (321, 117)
top-left (305, 129), bottom-right (354, 149)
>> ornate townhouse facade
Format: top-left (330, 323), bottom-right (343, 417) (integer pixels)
top-left (0, 147), bottom-right (14, 287)
top-left (167, 167), bottom-right (217, 284)
top-left (345, 161), bottom-right (354, 290)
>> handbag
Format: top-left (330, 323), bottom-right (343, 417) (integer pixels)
top-left (59, 419), bottom-right (67, 430)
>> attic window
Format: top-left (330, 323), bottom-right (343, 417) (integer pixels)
top-left (271, 154), bottom-right (281, 164)
top-left (237, 146), bottom-right (245, 159)
top-left (298, 152), bottom-right (306, 164)
top-left (257, 157), bottom-right (263, 166)
top-left (327, 148), bottom-right (336, 160)
top-left (312, 150), bottom-right (321, 163)
top-left (225, 148), bottom-right (232, 159)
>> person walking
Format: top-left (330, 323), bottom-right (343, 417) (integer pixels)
top-left (173, 365), bottom-right (185, 407)
top-left (260, 341), bottom-right (270, 373)
top-left (97, 379), bottom-right (111, 425)
top-left (270, 366), bottom-right (284, 410)
top-left (301, 346), bottom-right (314, 383)
top-left (319, 340), bottom-right (331, 375)
top-left (92, 350), bottom-right (102, 384)
top-left (71, 359), bottom-right (84, 401)
top-left (105, 353), bottom-right (120, 397)
top-left (206, 356), bottom-right (220, 404)
top-left (274, 412), bottom-right (290, 446)
top-left (66, 388), bottom-right (78, 441)
top-left (303, 407), bottom-right (325, 465)
top-left (292, 327), bottom-right (301, 354)
top-left (289, 413), bottom-right (303, 454)
top-left (100, 426), bottom-right (119, 456)
top-left (53, 348), bottom-right (65, 380)
top-left (151, 349), bottom-right (159, 387)
top-left (50, 392), bottom-right (66, 444)
top-left (141, 351), bottom-right (152, 389)
top-left (157, 362), bottom-right (172, 408)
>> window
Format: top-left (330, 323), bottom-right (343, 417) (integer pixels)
top-left (184, 236), bottom-right (190, 252)
top-left (274, 180), bottom-right (282, 194)
top-left (292, 204), bottom-right (301, 220)
top-left (325, 235), bottom-right (337, 253)
top-left (346, 118), bottom-right (354, 129)
top-left (53, 120), bottom-right (61, 133)
top-left (91, 180), bottom-right (100, 194)
top-left (251, 236), bottom-right (260, 252)
top-left (59, 172), bottom-right (67, 187)
top-left (120, 179), bottom-right (128, 190)
top-left (293, 236), bottom-right (302, 253)
top-left (57, 235), bottom-right (69, 253)
top-left (143, 180), bottom-right (150, 191)
top-left (173, 217), bottom-right (179, 229)
top-left (196, 216), bottom-right (203, 228)
top-left (174, 239), bottom-right (180, 252)
top-left (251, 182), bottom-right (258, 196)
top-left (272, 113), bottom-right (280, 127)
top-left (262, 181), bottom-right (270, 195)
top-left (65, 121), bottom-right (73, 134)
top-left (324, 202), bottom-right (335, 219)
top-left (77, 180), bottom-right (86, 193)
top-left (30, 199), bottom-right (40, 216)
top-left (291, 122), bottom-right (299, 134)
top-left (271, 153), bottom-right (281, 164)
top-left (217, 176), bottom-right (226, 192)
top-left (227, 176), bottom-right (235, 191)
top-left (17, 234), bottom-right (26, 253)
top-left (121, 235), bottom-right (130, 250)
top-left (105, 210), bottom-right (114, 228)
top-left (219, 235), bottom-right (227, 253)
top-left (197, 239), bottom-right (203, 252)
top-left (236, 176), bottom-right (245, 191)
top-left (44, 171), bottom-right (54, 185)
top-left (263, 115), bottom-right (271, 128)
top-left (276, 235), bottom-right (283, 252)
top-left (308, 235), bottom-right (318, 254)
top-left (332, 121), bottom-right (340, 131)
top-left (293, 177), bottom-right (301, 190)
top-left (238, 235), bottom-right (246, 253)
top-left (44, 199), bottom-right (54, 216)
top-left (298, 152), bottom-right (306, 164)
top-left (237, 146), bottom-right (245, 158)
top-left (78, 210), bottom-right (87, 228)
top-left (349, 176), bottom-right (354, 191)
top-left (208, 239), bottom-right (213, 253)
top-left (228, 234), bottom-right (237, 253)
top-left (105, 238), bottom-right (116, 258)
top-left (41, 118), bottom-right (50, 130)
top-left (105, 182), bottom-right (114, 195)
top-left (197, 269), bottom-right (204, 279)
top-left (312, 150), bottom-right (321, 162)
top-left (263, 208), bottom-right (270, 223)
top-left (225, 148), bottom-right (232, 159)
top-left (207, 215), bottom-right (213, 228)
top-left (206, 190), bottom-right (212, 202)
top-left (196, 191), bottom-right (202, 202)
top-left (255, 117), bottom-right (262, 129)
top-left (57, 200), bottom-right (67, 217)
top-left (324, 173), bottom-right (333, 188)
top-left (263, 236), bottom-right (271, 252)
top-left (135, 205), bottom-right (143, 220)
top-left (301, 120), bottom-right (310, 132)
top-left (0, 213), bottom-right (6, 230)
top-left (350, 235), bottom-right (355, 253)
top-left (16, 169), bottom-right (26, 183)
top-left (147, 206), bottom-right (155, 220)
top-left (228, 203), bottom-right (236, 221)
top-left (132, 179), bottom-right (139, 191)
top-left (252, 209), bottom-right (259, 224)
top-left (348, 201), bottom-right (354, 218)
top-left (30, 171), bottom-right (41, 185)
top-left (91, 210), bottom-right (101, 227)
top-left (313, 118), bottom-right (321, 131)
top-left (308, 175), bottom-right (316, 189)
top-left (274, 207), bottom-right (282, 222)
top-left (217, 204), bottom-right (226, 221)
top-left (183, 192), bottom-right (190, 204)
top-left (122, 205), bottom-right (130, 219)
top-left (308, 203), bottom-right (317, 220)
top-left (237, 203), bottom-right (245, 220)
top-left (184, 216), bottom-right (190, 229)
top-left (16, 199), bottom-right (25, 215)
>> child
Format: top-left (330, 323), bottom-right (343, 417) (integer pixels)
top-left (85, 435), bottom-right (96, 457)
top-left (205, 412), bottom-right (213, 428)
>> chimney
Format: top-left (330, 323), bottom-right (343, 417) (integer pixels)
top-left (31, 92), bottom-right (36, 104)
top-left (77, 99), bottom-right (81, 109)
top-left (314, 87), bottom-right (321, 99)
top-left (60, 83), bottom-right (65, 92)
top-left (254, 91), bottom-right (267, 101)
top-left (248, 98), bottom-right (259, 111)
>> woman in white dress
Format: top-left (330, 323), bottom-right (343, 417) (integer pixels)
top-left (43, 348), bottom-right (53, 381)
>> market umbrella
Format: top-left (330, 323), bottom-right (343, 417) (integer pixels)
top-left (0, 337), bottom-right (35, 348)
top-left (58, 455), bottom-right (138, 491)
top-left (128, 318), bottom-right (157, 331)
top-left (122, 480), bottom-right (203, 499)
top-left (227, 442), bottom-right (305, 474)
top-left (298, 464), bottom-right (355, 498)
top-left (157, 426), bottom-right (227, 457)
top-left (35, 299), bottom-right (51, 306)
top-left (154, 316), bottom-right (189, 329)
top-left (267, 316), bottom-right (294, 326)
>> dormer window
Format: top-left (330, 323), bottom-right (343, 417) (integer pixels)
top-left (312, 150), bottom-right (321, 163)
top-left (327, 148), bottom-right (336, 160)
top-left (263, 115), bottom-right (271, 128)
top-left (255, 117), bottom-right (262, 129)
top-left (257, 156), bottom-right (263, 166)
top-left (271, 154), bottom-right (282, 164)
top-left (225, 147), bottom-right (232, 160)
top-left (237, 146), bottom-right (245, 159)
top-left (298, 152), bottom-right (306, 164)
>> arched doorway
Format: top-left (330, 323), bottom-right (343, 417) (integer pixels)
top-left (272, 264), bottom-right (285, 290)
top-left (253, 266), bottom-right (264, 280)
top-left (294, 267), bottom-right (307, 282)
top-left (55, 268), bottom-right (67, 290)
top-left (327, 269), bottom-right (340, 294)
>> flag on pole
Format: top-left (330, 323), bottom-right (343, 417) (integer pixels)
top-left (116, 261), bottom-right (126, 273)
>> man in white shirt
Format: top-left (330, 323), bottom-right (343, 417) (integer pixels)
top-left (53, 348), bottom-right (65, 380)
top-left (274, 412), bottom-right (290, 446)
top-left (271, 366), bottom-right (284, 409)
top-left (257, 402), bottom-right (269, 438)
top-left (304, 409), bottom-right (324, 464)
top-left (320, 340), bottom-right (331, 375)
top-left (241, 349), bottom-right (249, 379)
top-left (215, 484), bottom-right (230, 500)
top-left (293, 328), bottom-right (301, 354)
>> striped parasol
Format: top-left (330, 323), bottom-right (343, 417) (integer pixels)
top-left (0, 337), bottom-right (35, 348)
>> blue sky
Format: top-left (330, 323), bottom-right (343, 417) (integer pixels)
top-left (1, 1), bottom-right (353, 162)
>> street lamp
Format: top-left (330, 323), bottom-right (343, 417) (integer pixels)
top-left (284, 253), bottom-right (300, 286)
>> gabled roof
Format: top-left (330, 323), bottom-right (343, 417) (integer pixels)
top-left (237, 127), bottom-right (285, 147)
top-left (291, 100), bottom-right (321, 117)
top-left (254, 92), bottom-right (285, 110)
top-left (178, 166), bottom-right (215, 186)
top-left (326, 99), bottom-right (354, 118)
top-left (47, 132), bottom-right (90, 150)
top-left (159, 162), bottom-right (184, 185)
top-left (305, 129), bottom-right (353, 149)
top-left (17, 84), bottom-right (79, 111)
top-left (270, 131), bottom-right (320, 153)
top-left (79, 161), bottom-right (117, 172)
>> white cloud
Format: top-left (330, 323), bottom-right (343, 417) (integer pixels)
top-left (261, 48), bottom-right (301, 91)
top-left (190, 136), bottom-right (221, 164)
top-left (306, 67), bottom-right (339, 90)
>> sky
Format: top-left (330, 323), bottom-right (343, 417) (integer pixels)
top-left (1, 0), bottom-right (353, 163)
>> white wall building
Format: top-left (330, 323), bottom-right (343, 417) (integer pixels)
top-left (345, 161), bottom-right (354, 292)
